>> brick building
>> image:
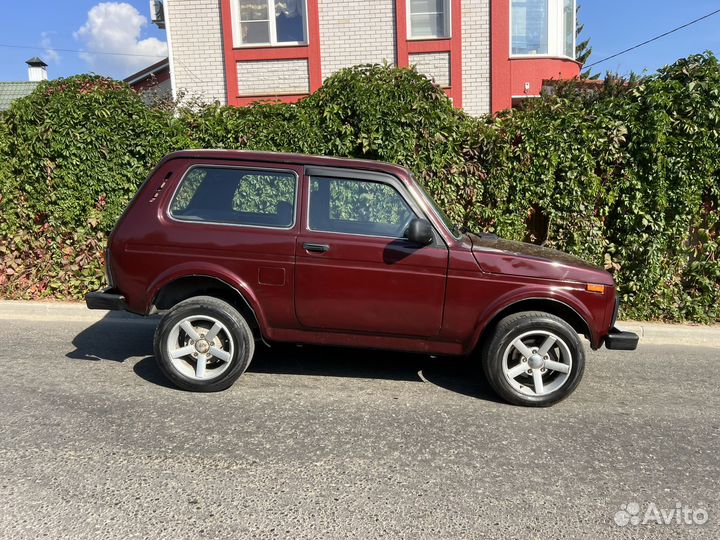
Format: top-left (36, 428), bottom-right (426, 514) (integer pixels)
top-left (154, 0), bottom-right (581, 116)
top-left (124, 58), bottom-right (172, 104)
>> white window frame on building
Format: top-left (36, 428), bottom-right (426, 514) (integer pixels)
top-left (407, 0), bottom-right (451, 40)
top-left (231, 0), bottom-right (309, 47)
top-left (510, 0), bottom-right (575, 59)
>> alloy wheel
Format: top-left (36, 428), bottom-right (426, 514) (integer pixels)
top-left (501, 330), bottom-right (573, 396)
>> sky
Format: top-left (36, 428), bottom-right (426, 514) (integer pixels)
top-left (578, 0), bottom-right (720, 76)
top-left (0, 0), bottom-right (168, 81)
top-left (0, 1), bottom-right (719, 82)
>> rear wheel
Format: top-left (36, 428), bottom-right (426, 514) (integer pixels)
top-left (154, 296), bottom-right (254, 392)
top-left (482, 311), bottom-right (585, 406)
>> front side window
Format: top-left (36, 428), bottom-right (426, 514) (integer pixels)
top-left (408, 0), bottom-right (450, 39)
top-left (309, 177), bottom-right (416, 238)
top-left (511, 0), bottom-right (575, 58)
top-left (170, 166), bottom-right (297, 228)
top-left (413, 179), bottom-right (461, 239)
top-left (234, 0), bottom-right (307, 46)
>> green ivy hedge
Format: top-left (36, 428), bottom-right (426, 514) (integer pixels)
top-left (0, 56), bottom-right (718, 322)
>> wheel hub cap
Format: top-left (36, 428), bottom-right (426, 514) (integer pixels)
top-left (501, 330), bottom-right (574, 397)
top-left (195, 339), bottom-right (210, 354)
top-left (528, 354), bottom-right (544, 369)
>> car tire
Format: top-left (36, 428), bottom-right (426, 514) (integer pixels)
top-left (154, 295), bottom-right (255, 392)
top-left (482, 311), bottom-right (585, 407)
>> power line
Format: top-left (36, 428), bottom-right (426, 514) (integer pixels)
top-left (176, 58), bottom-right (207, 87)
top-left (585, 7), bottom-right (720, 69)
top-left (0, 39), bottom-right (196, 86)
top-left (0, 42), bottom-right (166, 59)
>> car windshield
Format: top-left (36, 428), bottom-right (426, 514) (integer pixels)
top-left (414, 179), bottom-right (462, 239)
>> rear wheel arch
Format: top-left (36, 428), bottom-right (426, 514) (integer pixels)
top-left (474, 298), bottom-right (595, 353)
top-left (150, 275), bottom-right (263, 339)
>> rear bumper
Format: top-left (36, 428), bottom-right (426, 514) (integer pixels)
top-left (605, 327), bottom-right (639, 350)
top-left (85, 288), bottom-right (128, 311)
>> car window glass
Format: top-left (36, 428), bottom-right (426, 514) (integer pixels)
top-left (170, 166), bottom-right (296, 228)
top-left (309, 177), bottom-right (415, 238)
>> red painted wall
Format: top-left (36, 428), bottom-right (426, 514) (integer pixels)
top-left (220, 0), bottom-right (322, 106)
top-left (491, 0), bottom-right (581, 113)
top-left (395, 0), bottom-right (463, 107)
top-left (509, 57), bottom-right (581, 99)
top-left (217, 0), bottom-right (581, 112)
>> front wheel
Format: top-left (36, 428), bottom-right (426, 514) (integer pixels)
top-left (154, 296), bottom-right (255, 392)
top-left (482, 311), bottom-right (585, 406)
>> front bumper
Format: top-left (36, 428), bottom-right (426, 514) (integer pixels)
top-left (85, 288), bottom-right (127, 311)
top-left (605, 327), bottom-right (639, 350)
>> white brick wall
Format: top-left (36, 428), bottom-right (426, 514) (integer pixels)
top-left (165, 0), bottom-right (227, 104)
top-left (461, 0), bottom-right (491, 116)
top-left (318, 0), bottom-right (397, 80)
top-left (237, 60), bottom-right (310, 96)
top-left (409, 52), bottom-right (451, 87)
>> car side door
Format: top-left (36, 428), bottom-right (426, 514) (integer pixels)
top-left (294, 167), bottom-right (449, 337)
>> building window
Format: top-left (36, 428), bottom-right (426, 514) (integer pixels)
top-left (511, 0), bottom-right (575, 58)
top-left (563, 0), bottom-right (575, 58)
top-left (511, 0), bottom-right (548, 54)
top-left (233, 0), bottom-right (307, 47)
top-left (408, 0), bottom-right (450, 39)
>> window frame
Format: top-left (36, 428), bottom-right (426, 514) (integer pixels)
top-left (509, 0), bottom-right (576, 60)
top-left (167, 164), bottom-right (300, 231)
top-left (407, 0), bottom-right (451, 41)
top-left (231, 0), bottom-right (309, 48)
top-left (561, 0), bottom-right (576, 59)
top-left (305, 172), bottom-right (432, 241)
top-left (411, 176), bottom-right (462, 240)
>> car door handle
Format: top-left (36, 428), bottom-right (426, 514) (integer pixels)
top-left (303, 243), bottom-right (330, 253)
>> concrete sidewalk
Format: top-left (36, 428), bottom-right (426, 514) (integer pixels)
top-left (618, 321), bottom-right (719, 347)
top-left (1, 299), bottom-right (717, 348)
top-left (0, 300), bottom-right (151, 323)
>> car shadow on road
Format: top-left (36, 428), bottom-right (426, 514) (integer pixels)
top-left (67, 313), bottom-right (501, 402)
top-left (66, 312), bottom-right (158, 362)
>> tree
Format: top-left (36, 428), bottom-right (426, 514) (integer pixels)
top-left (576, 4), bottom-right (600, 79)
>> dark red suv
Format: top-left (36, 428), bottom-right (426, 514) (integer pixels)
top-left (87, 150), bottom-right (637, 406)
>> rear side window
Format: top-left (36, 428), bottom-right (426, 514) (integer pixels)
top-left (170, 166), bottom-right (297, 228)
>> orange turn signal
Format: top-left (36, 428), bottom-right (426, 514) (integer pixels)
top-left (586, 284), bottom-right (605, 294)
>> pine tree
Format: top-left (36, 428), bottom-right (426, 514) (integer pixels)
top-left (576, 5), bottom-right (600, 79)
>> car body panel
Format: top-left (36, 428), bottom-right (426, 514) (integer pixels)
top-left (469, 233), bottom-right (614, 285)
top-left (110, 157), bottom-right (304, 332)
top-left (294, 167), bottom-right (450, 337)
top-left (294, 232), bottom-right (449, 336)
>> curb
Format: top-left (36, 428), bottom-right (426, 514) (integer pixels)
top-left (615, 321), bottom-right (718, 348)
top-left (0, 300), bottom-right (152, 324)
top-left (0, 300), bottom-right (718, 347)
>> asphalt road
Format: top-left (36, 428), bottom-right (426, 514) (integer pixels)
top-left (0, 314), bottom-right (718, 540)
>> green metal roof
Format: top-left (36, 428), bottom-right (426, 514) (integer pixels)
top-left (0, 82), bottom-right (39, 111)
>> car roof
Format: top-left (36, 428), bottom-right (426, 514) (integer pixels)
top-left (164, 150), bottom-right (412, 179)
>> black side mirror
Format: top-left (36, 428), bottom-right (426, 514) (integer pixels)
top-left (404, 218), bottom-right (434, 245)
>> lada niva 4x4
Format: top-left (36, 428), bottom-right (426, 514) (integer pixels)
top-left (87, 150), bottom-right (638, 406)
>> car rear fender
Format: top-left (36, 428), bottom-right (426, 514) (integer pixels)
top-left (145, 263), bottom-right (267, 335)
